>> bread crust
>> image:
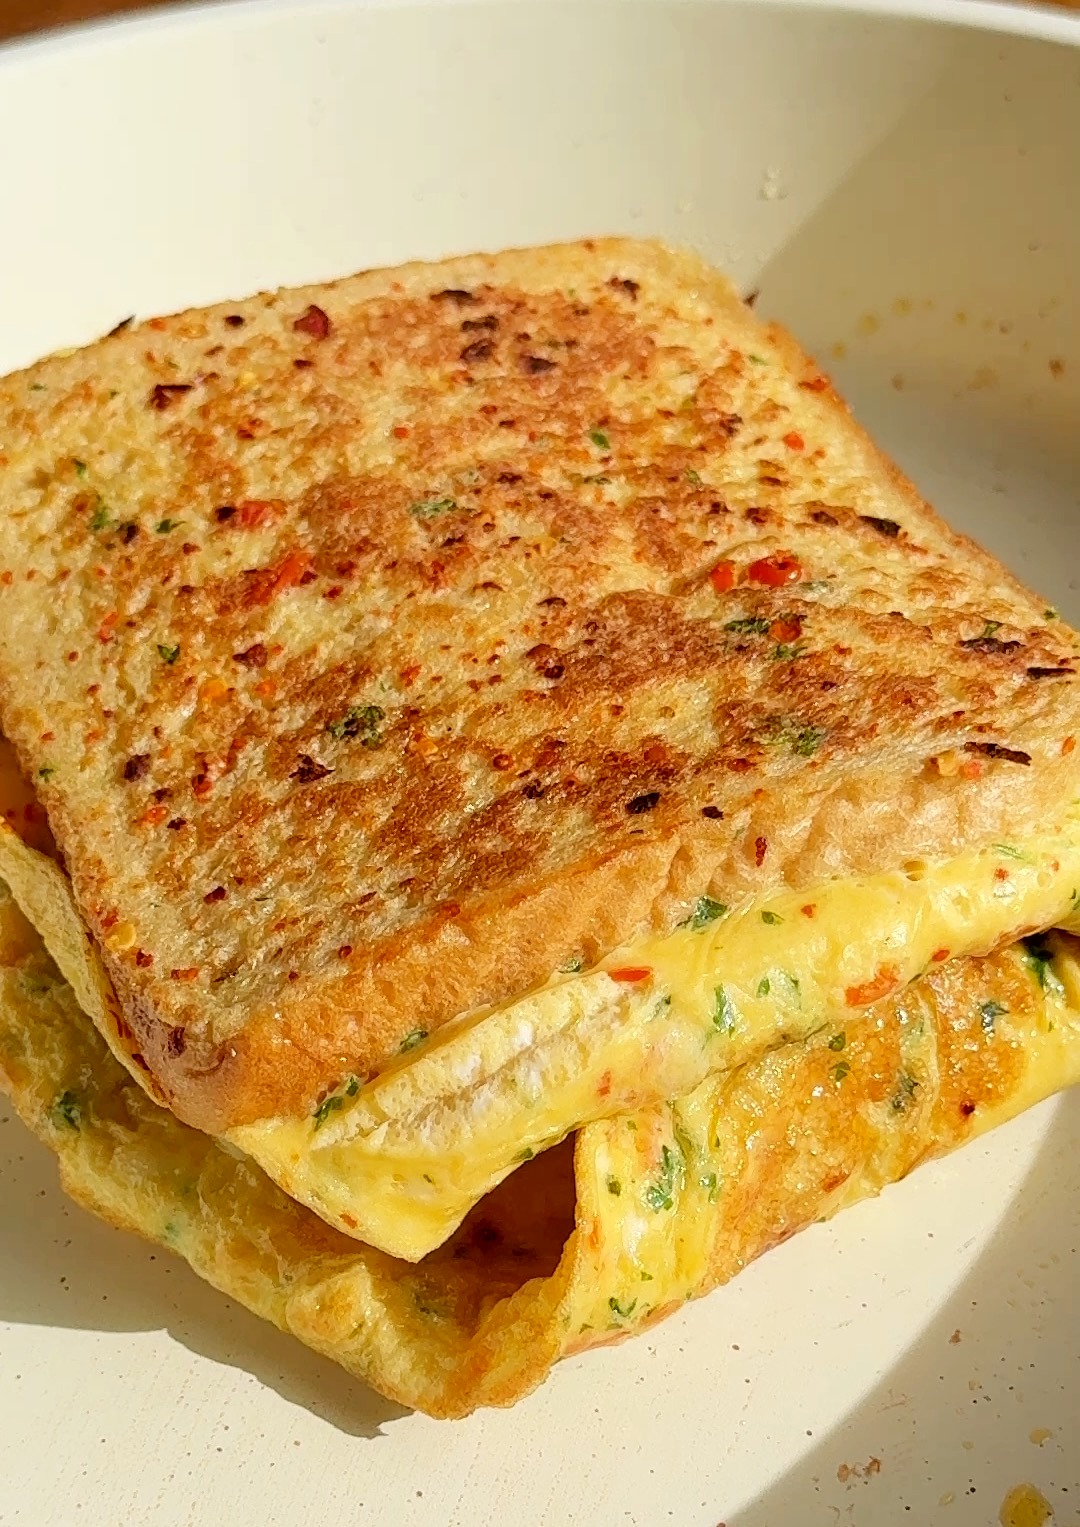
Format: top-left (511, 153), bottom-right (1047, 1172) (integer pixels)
top-left (0, 237), bottom-right (1078, 1130)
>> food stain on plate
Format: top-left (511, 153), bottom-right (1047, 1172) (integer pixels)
top-left (999, 1482), bottom-right (1054, 1527)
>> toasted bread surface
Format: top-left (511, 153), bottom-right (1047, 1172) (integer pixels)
top-left (0, 238), bottom-right (1078, 1129)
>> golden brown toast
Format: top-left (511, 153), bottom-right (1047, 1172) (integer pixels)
top-left (0, 237), bottom-right (1078, 1133)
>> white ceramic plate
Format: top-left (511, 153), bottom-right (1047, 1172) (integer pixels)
top-left (1, 4), bottom-right (1078, 1524)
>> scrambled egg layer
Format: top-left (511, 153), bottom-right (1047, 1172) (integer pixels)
top-left (233, 811), bottom-right (1080, 1259)
top-left (3, 868), bottom-right (1079, 1419)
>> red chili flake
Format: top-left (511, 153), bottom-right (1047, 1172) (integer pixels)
top-left (233, 642), bottom-right (268, 668)
top-left (139, 805), bottom-right (168, 826)
top-left (994, 866), bottom-right (1009, 882)
top-left (1064, 736), bottom-right (1077, 756)
top-left (609, 967), bottom-right (652, 983)
top-left (192, 774), bottom-right (214, 800)
top-left (291, 754), bottom-right (333, 784)
top-left (287, 971), bottom-right (299, 981)
top-left (800, 375), bottom-right (829, 392)
top-left (710, 560), bottom-right (737, 593)
top-left (149, 382), bottom-right (193, 410)
top-left (959, 1100), bottom-right (977, 1117)
top-left (97, 610), bottom-right (119, 643)
top-left (123, 754), bottom-right (150, 782)
top-left (170, 967), bottom-right (199, 982)
top-left (40, 730), bottom-right (54, 742)
top-left (801, 903), bottom-right (817, 918)
top-left (237, 498), bottom-right (283, 528)
top-left (293, 304), bottom-right (331, 339)
top-left (0, 572), bottom-right (11, 586)
top-left (246, 548), bottom-right (314, 606)
top-left (754, 835), bottom-right (768, 866)
top-left (597, 1070), bottom-right (613, 1098)
top-left (341, 1212), bottom-right (358, 1229)
top-left (491, 752), bottom-right (513, 771)
top-left (931, 947), bottom-right (950, 963)
top-left (845, 965), bottom-right (900, 1007)
top-left (147, 318), bottom-right (168, 332)
top-left (747, 552), bottom-right (803, 587)
top-left (392, 424), bottom-right (410, 439)
top-left (204, 886), bottom-right (227, 903)
top-left (770, 615), bottom-right (803, 643)
top-left (323, 585), bottom-right (343, 601)
top-left (337, 945), bottom-right (352, 960)
top-left (782, 432), bottom-right (805, 451)
top-left (135, 950), bottom-right (154, 968)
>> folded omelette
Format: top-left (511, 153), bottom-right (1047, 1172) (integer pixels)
top-left (1, 237), bottom-right (1080, 1415)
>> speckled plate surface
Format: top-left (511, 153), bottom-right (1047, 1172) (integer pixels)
top-left (0, 3), bottom-right (1078, 1524)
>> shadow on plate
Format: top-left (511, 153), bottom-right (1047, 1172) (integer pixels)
top-left (0, 1107), bottom-right (408, 1439)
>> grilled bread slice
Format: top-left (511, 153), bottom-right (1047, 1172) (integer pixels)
top-left (0, 236), bottom-right (1078, 1153)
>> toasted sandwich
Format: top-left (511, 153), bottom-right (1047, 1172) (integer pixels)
top-left (1, 239), bottom-right (1079, 1413)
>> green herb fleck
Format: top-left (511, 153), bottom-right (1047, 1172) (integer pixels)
top-left (773, 643), bottom-right (805, 662)
top-left (413, 1291), bottom-right (446, 1318)
top-left (890, 1072), bottom-right (921, 1112)
top-left (980, 999), bottom-right (1007, 1035)
top-left (1025, 943), bottom-right (1065, 997)
top-left (699, 1171), bottom-right (719, 1203)
top-left (1045, 608), bottom-right (1059, 621)
top-left (832, 1060), bottom-right (851, 1083)
top-left (653, 993), bottom-right (672, 1017)
top-left (588, 428), bottom-right (611, 450)
top-left (157, 643), bottom-right (180, 665)
top-left (685, 469), bottom-right (703, 485)
top-left (640, 1270), bottom-right (654, 1281)
top-left (514, 1147), bottom-right (535, 1163)
top-left (312, 1077), bottom-right (360, 1128)
top-left (608, 1296), bottom-right (637, 1319)
top-left (29, 382), bottom-right (46, 392)
top-left (792, 726), bottom-right (826, 757)
top-left (725, 616), bottom-right (771, 636)
top-left (155, 518), bottom-right (182, 534)
top-left (581, 473), bottom-right (611, 485)
top-left (757, 976), bottom-right (771, 998)
top-left (982, 620), bottom-right (1002, 638)
top-left (644, 1142), bottom-right (684, 1212)
top-left (328, 703), bottom-right (385, 746)
top-left (712, 985), bottom-right (737, 1035)
top-left (684, 895), bottom-right (728, 930)
top-left (73, 459), bottom-right (88, 477)
top-left (606, 1175), bottom-right (622, 1196)
top-left (761, 909), bottom-right (784, 926)
top-left (560, 955), bottom-right (585, 973)
top-left (748, 354), bottom-right (767, 364)
top-left (408, 496), bottom-right (457, 520)
top-left (993, 843), bottom-right (1027, 861)
top-left (90, 503), bottom-right (112, 532)
top-left (399, 1028), bottom-right (428, 1053)
top-left (50, 1091), bottom-right (81, 1130)
top-left (37, 766), bottom-right (55, 781)
top-left (828, 1032), bottom-right (846, 1052)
